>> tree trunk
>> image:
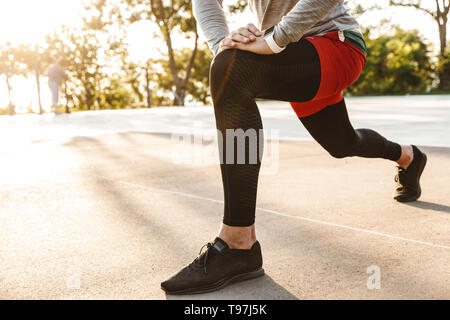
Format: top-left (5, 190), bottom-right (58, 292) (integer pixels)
top-left (179, 32), bottom-right (199, 106)
top-left (151, 0), bottom-right (188, 106)
top-left (173, 87), bottom-right (185, 106)
top-left (64, 80), bottom-right (70, 113)
top-left (35, 71), bottom-right (43, 115)
top-left (6, 76), bottom-right (14, 116)
top-left (86, 90), bottom-right (91, 111)
top-left (96, 76), bottom-right (101, 110)
top-left (150, 0), bottom-right (200, 106)
top-left (438, 23), bottom-right (447, 57)
top-left (145, 67), bottom-right (151, 108)
top-left (84, 79), bottom-right (91, 111)
top-left (172, 31), bottom-right (199, 106)
top-left (438, 22), bottom-right (449, 89)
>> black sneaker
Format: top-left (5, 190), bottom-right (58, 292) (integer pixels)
top-left (394, 145), bottom-right (427, 202)
top-left (161, 238), bottom-right (264, 295)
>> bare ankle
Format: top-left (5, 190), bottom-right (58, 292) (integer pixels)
top-left (397, 145), bottom-right (414, 169)
top-left (219, 224), bottom-right (257, 249)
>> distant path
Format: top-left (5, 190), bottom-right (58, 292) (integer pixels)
top-left (1, 95), bottom-right (449, 147)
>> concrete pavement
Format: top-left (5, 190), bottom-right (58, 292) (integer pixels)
top-left (0, 96), bottom-right (449, 299)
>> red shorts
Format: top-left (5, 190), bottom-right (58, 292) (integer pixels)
top-left (290, 31), bottom-right (366, 118)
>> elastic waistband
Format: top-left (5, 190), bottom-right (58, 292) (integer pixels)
top-left (343, 30), bottom-right (367, 56)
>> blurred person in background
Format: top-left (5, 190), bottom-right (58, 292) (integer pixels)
top-left (47, 60), bottom-right (67, 115)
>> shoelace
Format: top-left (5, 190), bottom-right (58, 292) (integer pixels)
top-left (190, 242), bottom-right (214, 274)
top-left (395, 167), bottom-right (407, 184)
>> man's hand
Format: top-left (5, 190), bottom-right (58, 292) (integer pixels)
top-left (234, 36), bottom-right (274, 55)
top-left (218, 23), bottom-right (263, 54)
top-left (220, 36), bottom-right (274, 55)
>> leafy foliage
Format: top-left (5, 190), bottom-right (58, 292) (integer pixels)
top-left (0, 1), bottom-right (446, 114)
top-left (347, 28), bottom-right (433, 95)
top-left (121, 0), bottom-right (200, 106)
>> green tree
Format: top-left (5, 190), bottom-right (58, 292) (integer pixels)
top-left (15, 43), bottom-right (51, 114)
top-left (68, 31), bottom-right (102, 110)
top-left (122, 58), bottom-right (160, 108)
top-left (143, 59), bottom-right (153, 108)
top-left (182, 44), bottom-right (213, 104)
top-left (0, 43), bottom-right (21, 115)
top-left (437, 47), bottom-right (450, 90)
top-left (228, 0), bottom-right (248, 13)
top-left (122, 60), bottom-right (146, 107)
top-left (44, 28), bottom-right (76, 112)
top-left (347, 28), bottom-right (433, 95)
top-left (152, 44), bottom-right (212, 105)
top-left (47, 28), bottom-right (131, 111)
top-left (82, 0), bottom-right (140, 110)
top-left (388, 1), bottom-right (450, 89)
top-left (121, 0), bottom-right (199, 106)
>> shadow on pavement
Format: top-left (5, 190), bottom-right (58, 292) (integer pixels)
top-left (61, 132), bottom-right (450, 299)
top-left (403, 201), bottom-right (450, 214)
top-left (165, 274), bottom-right (298, 300)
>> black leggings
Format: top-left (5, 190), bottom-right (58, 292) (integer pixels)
top-left (210, 39), bottom-right (402, 227)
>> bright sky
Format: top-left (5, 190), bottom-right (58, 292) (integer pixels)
top-left (0, 1), bottom-right (83, 112)
top-left (0, 1), bottom-right (84, 46)
top-left (0, 0), bottom-right (446, 112)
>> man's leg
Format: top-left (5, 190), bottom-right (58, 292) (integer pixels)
top-left (210, 41), bottom-right (321, 249)
top-left (300, 99), bottom-right (403, 161)
top-left (161, 40), bottom-right (322, 295)
top-left (299, 99), bottom-right (427, 201)
top-left (49, 82), bottom-right (60, 115)
top-left (54, 87), bottom-right (60, 114)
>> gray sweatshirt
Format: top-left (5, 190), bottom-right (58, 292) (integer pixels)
top-left (48, 63), bottom-right (67, 85)
top-left (192, 0), bottom-right (361, 55)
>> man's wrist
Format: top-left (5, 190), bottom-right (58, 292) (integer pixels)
top-left (264, 32), bottom-right (286, 54)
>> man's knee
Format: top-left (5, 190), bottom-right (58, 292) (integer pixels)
top-left (210, 49), bottom-right (253, 101)
top-left (211, 50), bottom-right (235, 90)
top-left (327, 147), bottom-right (352, 159)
